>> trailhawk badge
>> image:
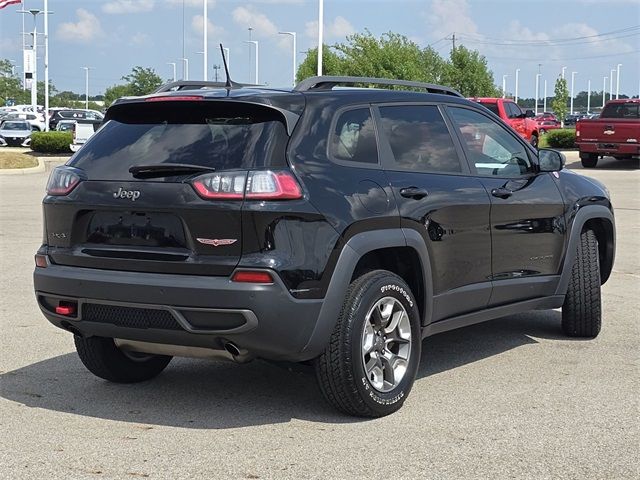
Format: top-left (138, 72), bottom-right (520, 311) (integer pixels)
top-left (196, 238), bottom-right (237, 247)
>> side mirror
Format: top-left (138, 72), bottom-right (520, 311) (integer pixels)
top-left (538, 148), bottom-right (565, 172)
top-left (524, 109), bottom-right (535, 118)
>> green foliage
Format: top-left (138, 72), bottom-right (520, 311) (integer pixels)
top-left (545, 129), bottom-right (576, 148)
top-left (295, 32), bottom-right (496, 96)
top-left (122, 66), bottom-right (163, 96)
top-left (0, 59), bottom-right (15, 77)
top-left (30, 131), bottom-right (73, 154)
top-left (104, 84), bottom-right (132, 107)
top-left (552, 77), bottom-right (569, 126)
top-left (295, 46), bottom-right (344, 83)
top-left (442, 46), bottom-right (499, 97)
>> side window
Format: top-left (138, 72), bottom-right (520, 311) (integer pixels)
top-left (506, 102), bottom-right (522, 119)
top-left (378, 105), bottom-right (462, 173)
top-left (449, 107), bottom-right (533, 177)
top-left (330, 108), bottom-right (378, 164)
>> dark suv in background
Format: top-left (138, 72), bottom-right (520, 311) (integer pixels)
top-left (34, 76), bottom-right (615, 417)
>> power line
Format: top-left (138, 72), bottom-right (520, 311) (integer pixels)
top-left (484, 48), bottom-right (640, 62)
top-left (459, 25), bottom-right (640, 46)
top-left (459, 31), bottom-right (640, 47)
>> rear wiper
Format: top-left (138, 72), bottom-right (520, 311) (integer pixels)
top-left (129, 163), bottom-right (216, 179)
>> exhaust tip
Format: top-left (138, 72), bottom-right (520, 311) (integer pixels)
top-left (224, 342), bottom-right (242, 357)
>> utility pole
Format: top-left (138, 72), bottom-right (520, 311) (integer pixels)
top-left (616, 64), bottom-right (621, 99)
top-left (514, 68), bottom-right (520, 103)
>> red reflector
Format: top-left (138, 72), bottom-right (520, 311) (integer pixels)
top-left (231, 271), bottom-right (274, 284)
top-left (35, 254), bottom-right (48, 268)
top-left (55, 304), bottom-right (76, 316)
top-left (145, 95), bottom-right (203, 102)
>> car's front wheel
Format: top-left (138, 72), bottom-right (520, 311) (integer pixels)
top-left (315, 270), bottom-right (421, 417)
top-left (561, 229), bottom-right (601, 337)
top-left (74, 335), bottom-right (172, 383)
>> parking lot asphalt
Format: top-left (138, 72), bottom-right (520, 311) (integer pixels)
top-left (1, 152), bottom-right (638, 479)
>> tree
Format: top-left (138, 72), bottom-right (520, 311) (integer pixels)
top-left (443, 46), bottom-right (499, 97)
top-left (296, 46), bottom-right (344, 82)
top-left (104, 84), bottom-right (132, 107)
top-left (552, 76), bottom-right (569, 126)
top-left (121, 66), bottom-right (162, 96)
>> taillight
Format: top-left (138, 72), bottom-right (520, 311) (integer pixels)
top-left (575, 122), bottom-right (580, 137)
top-left (46, 166), bottom-right (81, 196)
top-left (191, 170), bottom-right (302, 201)
top-left (192, 171), bottom-right (247, 199)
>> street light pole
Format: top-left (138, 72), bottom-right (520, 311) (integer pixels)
top-left (587, 79), bottom-right (591, 114)
top-left (603, 76), bottom-right (607, 108)
top-left (43, 0), bottom-right (50, 130)
top-left (543, 79), bottom-right (547, 112)
top-left (570, 71), bottom-right (577, 115)
top-left (203, 0), bottom-right (208, 81)
top-left (181, 57), bottom-right (189, 80)
top-left (609, 69), bottom-right (614, 100)
top-left (17, 9), bottom-right (42, 113)
top-left (616, 63), bottom-right (621, 99)
top-left (167, 62), bottom-right (176, 82)
top-left (279, 31), bottom-right (297, 87)
top-left (535, 73), bottom-right (541, 115)
top-left (317, 0), bottom-right (324, 75)
top-left (244, 40), bottom-right (258, 84)
top-left (561, 66), bottom-right (567, 79)
top-left (502, 74), bottom-right (508, 98)
top-left (213, 64), bottom-right (220, 82)
top-left (514, 68), bottom-right (520, 103)
top-left (81, 67), bottom-right (92, 110)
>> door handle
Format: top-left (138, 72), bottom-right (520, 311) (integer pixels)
top-left (491, 187), bottom-right (513, 199)
top-left (399, 187), bottom-right (429, 199)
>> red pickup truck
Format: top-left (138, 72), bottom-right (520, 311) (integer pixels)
top-left (472, 98), bottom-right (540, 147)
top-left (576, 99), bottom-right (640, 168)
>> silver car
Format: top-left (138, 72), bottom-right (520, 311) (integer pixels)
top-left (0, 121), bottom-right (32, 147)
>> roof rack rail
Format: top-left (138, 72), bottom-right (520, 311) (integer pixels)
top-left (153, 80), bottom-right (256, 93)
top-left (294, 76), bottom-right (462, 97)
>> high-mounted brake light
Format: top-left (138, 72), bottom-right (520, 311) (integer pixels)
top-left (231, 271), bottom-right (274, 284)
top-left (191, 170), bottom-right (302, 201)
top-left (145, 96), bottom-right (203, 102)
top-left (46, 167), bottom-right (81, 196)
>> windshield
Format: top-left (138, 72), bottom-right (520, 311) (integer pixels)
top-left (2, 122), bottom-right (29, 130)
top-left (69, 103), bottom-right (289, 180)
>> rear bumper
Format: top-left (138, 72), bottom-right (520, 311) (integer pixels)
top-left (34, 264), bottom-right (323, 362)
top-left (578, 142), bottom-right (640, 157)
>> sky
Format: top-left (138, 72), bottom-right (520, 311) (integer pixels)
top-left (0, 0), bottom-right (639, 99)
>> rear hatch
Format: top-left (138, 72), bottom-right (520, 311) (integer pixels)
top-left (43, 99), bottom-right (292, 276)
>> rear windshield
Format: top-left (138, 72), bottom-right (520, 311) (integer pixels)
top-left (600, 102), bottom-right (639, 119)
top-left (69, 102), bottom-right (289, 180)
top-left (478, 102), bottom-right (500, 116)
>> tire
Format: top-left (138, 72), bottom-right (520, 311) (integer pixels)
top-left (530, 133), bottom-right (539, 149)
top-left (561, 229), bottom-right (601, 337)
top-left (314, 270), bottom-right (421, 417)
top-left (581, 154), bottom-right (598, 168)
top-left (74, 335), bottom-right (172, 383)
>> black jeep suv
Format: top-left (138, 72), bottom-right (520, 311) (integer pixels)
top-left (34, 76), bottom-right (615, 417)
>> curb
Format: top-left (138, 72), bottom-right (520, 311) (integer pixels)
top-left (0, 156), bottom-right (69, 176)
